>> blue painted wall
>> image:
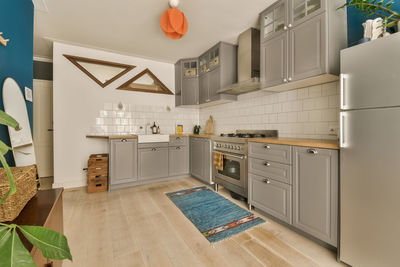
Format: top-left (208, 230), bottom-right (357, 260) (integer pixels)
top-left (0, 0), bottom-right (34, 166)
top-left (347, 0), bottom-right (400, 46)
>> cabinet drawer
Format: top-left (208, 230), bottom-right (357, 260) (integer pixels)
top-left (249, 158), bottom-right (292, 184)
top-left (88, 163), bottom-right (108, 173)
top-left (88, 173), bottom-right (108, 182)
top-left (249, 173), bottom-right (292, 224)
top-left (169, 136), bottom-right (188, 146)
top-left (249, 142), bottom-right (292, 164)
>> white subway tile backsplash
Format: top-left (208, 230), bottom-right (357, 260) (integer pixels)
top-left (308, 85), bottom-right (322, 98)
top-left (199, 81), bottom-right (340, 140)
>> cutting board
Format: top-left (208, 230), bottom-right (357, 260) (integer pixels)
top-left (205, 116), bottom-right (214, 135)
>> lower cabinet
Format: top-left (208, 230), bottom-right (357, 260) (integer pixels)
top-left (292, 147), bottom-right (338, 247)
top-left (169, 145), bottom-right (189, 176)
top-left (110, 139), bottom-right (138, 185)
top-left (190, 137), bottom-right (211, 184)
top-left (249, 173), bottom-right (292, 224)
top-left (138, 146), bottom-right (169, 181)
top-left (248, 142), bottom-right (339, 247)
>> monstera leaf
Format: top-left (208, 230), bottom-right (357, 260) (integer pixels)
top-left (0, 225), bottom-right (36, 267)
top-left (18, 226), bottom-right (72, 261)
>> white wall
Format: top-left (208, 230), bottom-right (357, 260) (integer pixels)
top-left (200, 82), bottom-right (340, 140)
top-left (53, 42), bottom-right (198, 188)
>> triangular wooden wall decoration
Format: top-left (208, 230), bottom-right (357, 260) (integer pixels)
top-left (117, 68), bottom-right (174, 95)
top-left (63, 54), bottom-right (136, 88)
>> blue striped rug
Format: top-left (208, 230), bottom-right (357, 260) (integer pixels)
top-left (166, 186), bottom-right (265, 243)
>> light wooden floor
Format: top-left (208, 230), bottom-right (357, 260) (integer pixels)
top-left (62, 177), bottom-right (345, 267)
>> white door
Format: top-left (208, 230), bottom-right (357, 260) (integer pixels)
top-left (33, 80), bottom-right (53, 178)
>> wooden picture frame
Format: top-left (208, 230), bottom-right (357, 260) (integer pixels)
top-left (63, 54), bottom-right (136, 88)
top-left (117, 68), bottom-right (173, 95)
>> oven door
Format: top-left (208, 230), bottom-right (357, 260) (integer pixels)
top-left (214, 151), bottom-right (246, 188)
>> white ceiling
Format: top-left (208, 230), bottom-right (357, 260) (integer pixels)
top-left (33, 0), bottom-right (274, 63)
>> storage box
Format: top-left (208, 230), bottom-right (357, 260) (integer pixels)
top-left (87, 154), bottom-right (108, 193)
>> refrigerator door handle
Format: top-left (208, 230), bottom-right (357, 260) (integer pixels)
top-left (340, 112), bottom-right (345, 148)
top-left (340, 74), bottom-right (348, 110)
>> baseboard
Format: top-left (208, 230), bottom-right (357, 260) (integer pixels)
top-left (53, 178), bottom-right (86, 189)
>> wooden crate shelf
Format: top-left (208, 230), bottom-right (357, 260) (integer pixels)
top-left (87, 154), bottom-right (108, 193)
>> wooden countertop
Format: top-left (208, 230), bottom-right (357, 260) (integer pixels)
top-left (248, 137), bottom-right (340, 150)
top-left (86, 134), bottom-right (214, 139)
top-left (10, 188), bottom-right (64, 252)
top-left (86, 135), bottom-right (138, 139)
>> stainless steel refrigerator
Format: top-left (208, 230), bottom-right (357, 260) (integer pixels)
top-left (340, 33), bottom-right (400, 266)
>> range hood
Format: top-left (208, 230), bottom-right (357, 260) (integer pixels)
top-left (217, 28), bottom-right (260, 95)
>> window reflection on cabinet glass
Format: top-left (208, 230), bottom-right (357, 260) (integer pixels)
top-left (209, 48), bottom-right (219, 69)
top-left (294, 3), bottom-right (306, 22)
top-left (263, 3), bottom-right (286, 39)
top-left (184, 61), bottom-right (197, 77)
top-left (293, 0), bottom-right (321, 22)
top-left (264, 12), bottom-right (273, 26)
top-left (307, 0), bottom-right (321, 15)
top-left (200, 57), bottom-right (207, 74)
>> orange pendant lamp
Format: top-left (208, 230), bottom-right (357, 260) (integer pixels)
top-left (160, 0), bottom-right (188, 40)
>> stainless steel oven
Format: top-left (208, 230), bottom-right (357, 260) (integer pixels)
top-left (212, 130), bottom-right (278, 199)
top-left (214, 151), bottom-right (247, 189)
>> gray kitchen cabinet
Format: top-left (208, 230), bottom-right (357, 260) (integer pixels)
top-left (175, 61), bottom-right (182, 107)
top-left (110, 139), bottom-right (138, 186)
top-left (260, 0), bottom-right (289, 42)
top-left (249, 173), bottom-right (292, 224)
top-left (169, 145), bottom-right (189, 177)
top-left (259, 0), bottom-right (346, 90)
top-left (175, 58), bottom-right (199, 106)
top-left (289, 13), bottom-right (327, 82)
top-left (138, 147), bottom-right (169, 181)
top-left (199, 73), bottom-right (209, 105)
top-left (190, 137), bottom-right (204, 179)
top-left (169, 136), bottom-right (189, 146)
top-left (190, 137), bottom-right (212, 184)
top-left (293, 146), bottom-right (338, 247)
top-left (199, 42), bottom-right (237, 104)
top-left (260, 33), bottom-right (288, 88)
top-left (248, 142), bottom-right (292, 165)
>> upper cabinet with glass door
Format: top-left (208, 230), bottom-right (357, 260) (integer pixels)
top-left (291, 0), bottom-right (325, 26)
top-left (182, 59), bottom-right (198, 79)
top-left (261, 0), bottom-right (289, 42)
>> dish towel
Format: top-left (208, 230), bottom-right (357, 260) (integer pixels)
top-left (213, 152), bottom-right (224, 171)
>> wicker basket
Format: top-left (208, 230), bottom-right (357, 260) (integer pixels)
top-left (0, 165), bottom-right (37, 222)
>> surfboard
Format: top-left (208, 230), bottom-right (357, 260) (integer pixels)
top-left (2, 78), bottom-right (36, 166)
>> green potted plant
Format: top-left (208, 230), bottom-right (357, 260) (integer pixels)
top-left (0, 110), bottom-right (72, 266)
top-left (339, 0), bottom-right (400, 30)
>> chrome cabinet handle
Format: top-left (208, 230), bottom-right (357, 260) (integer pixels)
top-left (263, 162), bottom-right (271, 167)
top-left (283, 25), bottom-right (288, 30)
top-left (121, 139), bottom-right (127, 142)
top-left (176, 146), bottom-right (181, 150)
top-left (283, 78), bottom-right (288, 83)
top-left (263, 179), bottom-right (271, 184)
top-left (264, 145), bottom-right (271, 149)
top-left (307, 148), bottom-right (318, 154)
top-left (152, 148), bottom-right (157, 151)
top-left (288, 77), bottom-right (292, 82)
top-left (288, 24), bottom-right (292, 28)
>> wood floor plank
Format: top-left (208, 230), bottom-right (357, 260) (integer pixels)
top-left (249, 227), bottom-right (320, 267)
top-left (242, 239), bottom-right (293, 267)
top-left (62, 177), bottom-right (343, 267)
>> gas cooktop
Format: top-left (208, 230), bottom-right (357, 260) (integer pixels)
top-left (220, 133), bottom-right (267, 138)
